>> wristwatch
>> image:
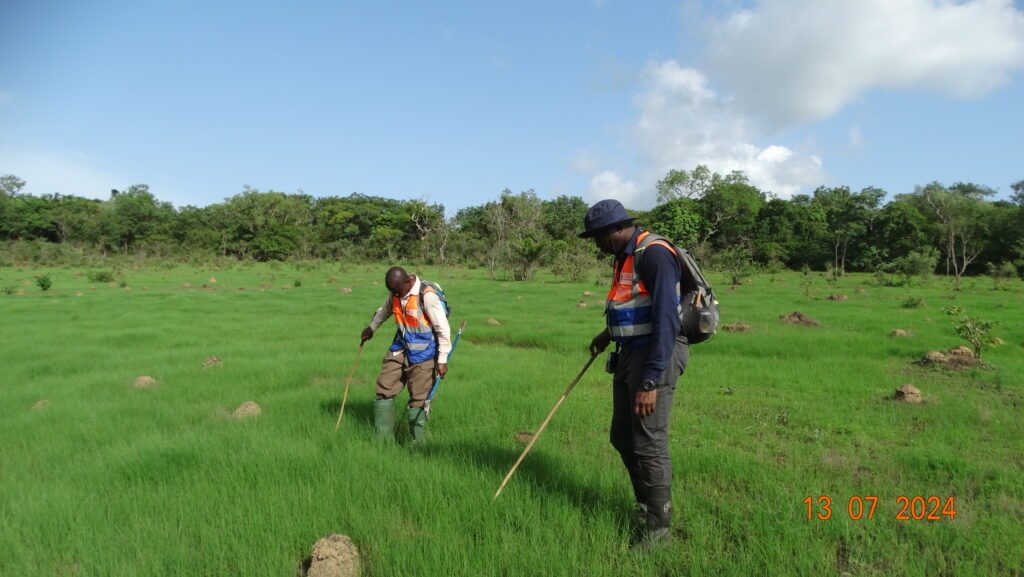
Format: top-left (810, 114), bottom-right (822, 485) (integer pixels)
top-left (640, 379), bottom-right (657, 392)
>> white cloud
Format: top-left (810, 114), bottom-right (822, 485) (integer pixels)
top-left (709, 0), bottom-right (1024, 127)
top-left (587, 170), bottom-right (642, 207)
top-left (584, 60), bottom-right (825, 205)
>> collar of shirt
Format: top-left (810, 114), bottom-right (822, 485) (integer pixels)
top-left (617, 228), bottom-right (644, 260)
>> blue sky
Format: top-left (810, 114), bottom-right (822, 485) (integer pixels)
top-left (2, 0), bottom-right (1022, 212)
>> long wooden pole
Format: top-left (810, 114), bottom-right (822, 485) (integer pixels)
top-left (334, 342), bottom-right (365, 431)
top-left (493, 352), bottom-right (599, 500)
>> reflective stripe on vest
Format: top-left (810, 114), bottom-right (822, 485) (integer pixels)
top-left (605, 231), bottom-right (681, 345)
top-left (389, 287), bottom-right (438, 364)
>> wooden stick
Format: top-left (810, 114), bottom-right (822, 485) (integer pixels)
top-left (334, 343), bottom-right (365, 431)
top-left (493, 352), bottom-right (599, 500)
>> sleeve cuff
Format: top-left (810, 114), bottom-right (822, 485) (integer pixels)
top-left (641, 370), bottom-right (662, 386)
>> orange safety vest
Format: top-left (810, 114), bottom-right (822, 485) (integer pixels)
top-left (388, 283), bottom-right (438, 364)
top-left (606, 231), bottom-right (681, 345)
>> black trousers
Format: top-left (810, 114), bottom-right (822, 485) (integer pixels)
top-left (610, 335), bottom-right (688, 528)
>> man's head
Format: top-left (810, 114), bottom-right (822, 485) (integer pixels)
top-left (385, 266), bottom-right (415, 297)
top-left (579, 199), bottom-right (637, 255)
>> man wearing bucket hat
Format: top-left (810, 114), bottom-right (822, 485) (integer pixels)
top-left (581, 199), bottom-right (689, 548)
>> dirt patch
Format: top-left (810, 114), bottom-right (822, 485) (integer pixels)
top-left (327, 276), bottom-right (338, 284)
top-left (202, 355), bottom-right (222, 369)
top-left (779, 311), bottom-right (819, 326)
top-left (486, 318), bottom-right (501, 326)
top-left (74, 291), bottom-right (84, 297)
top-left (826, 294), bottom-right (848, 301)
top-left (889, 329), bottom-right (911, 337)
top-left (918, 347), bottom-right (985, 370)
top-left (232, 401), bottom-right (261, 419)
top-left (340, 287), bottom-right (352, 294)
top-left (31, 399), bottom-right (50, 411)
top-left (948, 346), bottom-right (973, 357)
top-left (132, 376), bottom-right (158, 389)
top-left (892, 384), bottom-right (923, 404)
top-left (577, 301), bottom-right (588, 308)
top-left (260, 282), bottom-right (270, 289)
top-left (182, 283), bottom-right (192, 289)
top-left (722, 323), bottom-right (750, 332)
top-left (301, 534), bottom-right (360, 577)
top-left (514, 431), bottom-right (534, 444)
top-left (582, 290), bottom-right (594, 297)
top-left (208, 277), bottom-right (217, 283)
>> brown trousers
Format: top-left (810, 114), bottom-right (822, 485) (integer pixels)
top-left (375, 350), bottom-right (436, 408)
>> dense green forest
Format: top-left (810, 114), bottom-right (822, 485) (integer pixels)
top-left (1, 167), bottom-right (1021, 286)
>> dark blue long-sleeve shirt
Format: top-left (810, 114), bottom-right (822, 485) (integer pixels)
top-left (616, 228), bottom-right (681, 385)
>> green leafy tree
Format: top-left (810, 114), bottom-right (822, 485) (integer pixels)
top-left (100, 185), bottom-right (175, 253)
top-left (812, 186), bottom-right (884, 278)
top-left (648, 197), bottom-right (701, 248)
top-left (911, 182), bottom-right (995, 289)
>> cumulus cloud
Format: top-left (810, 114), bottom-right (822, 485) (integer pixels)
top-left (587, 170), bottom-right (642, 207)
top-left (582, 60), bottom-right (825, 206)
top-left (709, 0), bottom-right (1024, 127)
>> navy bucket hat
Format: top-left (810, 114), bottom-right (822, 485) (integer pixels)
top-left (578, 199), bottom-right (636, 238)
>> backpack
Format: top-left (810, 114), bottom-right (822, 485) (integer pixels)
top-left (418, 280), bottom-right (451, 321)
top-left (635, 238), bottom-right (720, 344)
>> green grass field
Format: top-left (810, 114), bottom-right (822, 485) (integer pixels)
top-left (1, 264), bottom-right (1022, 576)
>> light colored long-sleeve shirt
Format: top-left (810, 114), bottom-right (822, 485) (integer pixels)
top-left (367, 276), bottom-right (452, 363)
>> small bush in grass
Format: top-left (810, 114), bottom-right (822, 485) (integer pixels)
top-left (87, 270), bottom-right (115, 283)
top-left (36, 275), bottom-right (52, 291)
top-left (1, 285), bottom-right (15, 295)
top-left (944, 306), bottom-right (999, 359)
top-left (716, 246), bottom-right (755, 288)
top-left (988, 261), bottom-right (1017, 291)
top-left (294, 278), bottom-right (302, 288)
top-left (901, 296), bottom-right (926, 309)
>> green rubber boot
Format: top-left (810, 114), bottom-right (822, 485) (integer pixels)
top-left (374, 398), bottom-right (396, 442)
top-left (407, 406), bottom-right (428, 443)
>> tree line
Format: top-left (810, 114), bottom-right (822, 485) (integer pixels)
top-left (1, 168), bottom-right (1022, 286)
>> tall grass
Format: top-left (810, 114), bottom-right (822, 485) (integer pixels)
top-left (1, 265), bottom-right (1022, 576)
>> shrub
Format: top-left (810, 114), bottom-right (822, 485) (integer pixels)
top-left (943, 305), bottom-right (998, 359)
top-left (954, 316), bottom-right (999, 359)
top-left (988, 261), bottom-right (1017, 291)
top-left (36, 274), bottom-right (52, 291)
top-left (716, 246), bottom-right (755, 288)
top-left (877, 248), bottom-right (940, 287)
top-left (549, 239), bottom-right (597, 282)
top-left (1, 285), bottom-right (15, 295)
top-left (901, 296), bottom-right (925, 309)
top-left (87, 270), bottom-right (115, 283)
top-left (294, 278), bottom-right (302, 288)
